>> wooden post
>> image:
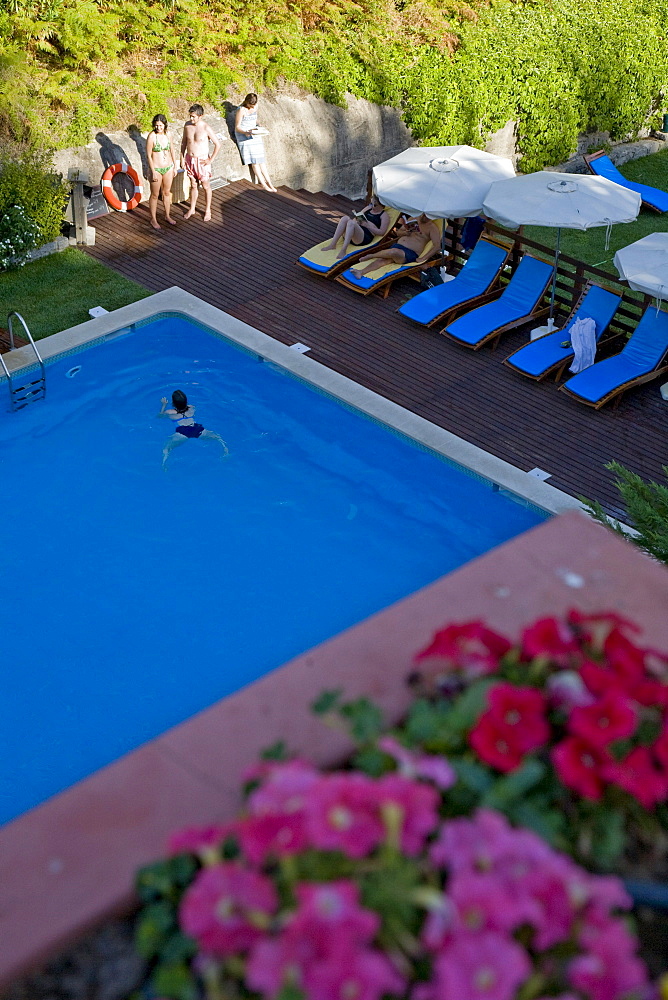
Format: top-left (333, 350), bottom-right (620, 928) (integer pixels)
top-left (68, 169), bottom-right (89, 245)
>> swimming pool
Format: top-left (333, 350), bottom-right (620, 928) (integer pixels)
top-left (0, 311), bottom-right (545, 825)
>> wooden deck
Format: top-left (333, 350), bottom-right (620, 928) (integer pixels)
top-left (84, 180), bottom-right (667, 519)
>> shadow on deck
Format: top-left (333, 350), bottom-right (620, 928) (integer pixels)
top-left (84, 180), bottom-right (667, 519)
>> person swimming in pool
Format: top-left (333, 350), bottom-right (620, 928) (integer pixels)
top-left (159, 390), bottom-right (228, 467)
top-left (351, 214), bottom-right (441, 277)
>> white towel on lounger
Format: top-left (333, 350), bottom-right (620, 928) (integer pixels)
top-left (568, 316), bottom-right (597, 373)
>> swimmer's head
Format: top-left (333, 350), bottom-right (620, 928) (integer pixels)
top-left (172, 390), bottom-right (189, 413)
top-left (152, 113), bottom-right (168, 132)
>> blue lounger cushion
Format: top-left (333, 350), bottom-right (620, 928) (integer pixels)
top-left (398, 239), bottom-right (509, 325)
top-left (588, 154), bottom-right (668, 213)
top-left (561, 308), bottom-right (668, 403)
top-left (443, 255), bottom-right (554, 347)
top-left (505, 285), bottom-right (622, 378)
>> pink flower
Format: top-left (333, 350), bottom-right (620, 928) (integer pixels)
top-left (305, 773), bottom-right (384, 858)
top-left (179, 862), bottom-right (278, 957)
top-left (245, 881), bottom-right (385, 998)
top-left (379, 736), bottom-right (456, 790)
top-left (248, 759), bottom-right (320, 816)
top-left (414, 622), bottom-right (511, 679)
top-left (487, 683), bottom-right (550, 753)
top-left (166, 824), bottom-right (234, 858)
top-left (430, 809), bottom-right (514, 874)
top-left (430, 931), bottom-right (531, 1000)
top-left (448, 871), bottom-right (532, 936)
top-left (604, 746), bottom-right (668, 808)
top-left (568, 691), bottom-right (638, 747)
top-left (238, 812), bottom-right (308, 865)
top-left (520, 617), bottom-right (578, 666)
top-left (292, 881), bottom-right (379, 945)
top-left (375, 773), bottom-right (440, 854)
top-left (469, 713), bottom-right (525, 773)
top-left (306, 944), bottom-right (406, 1000)
top-left (569, 920), bottom-right (649, 1000)
top-left (551, 737), bottom-right (610, 801)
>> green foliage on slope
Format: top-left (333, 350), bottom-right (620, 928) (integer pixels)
top-left (0, 0), bottom-right (667, 169)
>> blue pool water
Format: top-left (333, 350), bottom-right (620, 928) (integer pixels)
top-left (0, 314), bottom-right (545, 824)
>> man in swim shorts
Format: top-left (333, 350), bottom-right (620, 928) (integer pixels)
top-left (181, 105), bottom-right (222, 222)
top-left (352, 214), bottom-right (441, 277)
top-left (159, 390), bottom-right (228, 467)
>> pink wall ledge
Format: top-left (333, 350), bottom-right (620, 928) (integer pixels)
top-left (1, 511), bottom-right (667, 988)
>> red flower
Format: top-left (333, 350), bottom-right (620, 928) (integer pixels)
top-left (470, 713), bottom-right (524, 773)
top-left (604, 747), bottom-right (668, 809)
top-left (602, 629), bottom-right (646, 689)
top-left (414, 622), bottom-right (511, 679)
top-left (487, 683), bottom-right (550, 753)
top-left (567, 609), bottom-right (639, 653)
top-left (568, 692), bottom-right (637, 748)
top-left (551, 737), bottom-right (611, 801)
top-left (520, 617), bottom-right (578, 666)
top-left (653, 725), bottom-right (668, 771)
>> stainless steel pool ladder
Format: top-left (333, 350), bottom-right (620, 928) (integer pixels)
top-left (0, 311), bottom-right (46, 410)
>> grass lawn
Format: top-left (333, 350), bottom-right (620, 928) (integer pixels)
top-left (0, 248), bottom-right (151, 341)
top-left (523, 146), bottom-right (668, 273)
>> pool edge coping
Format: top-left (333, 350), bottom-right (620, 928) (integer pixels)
top-left (1, 286), bottom-right (586, 517)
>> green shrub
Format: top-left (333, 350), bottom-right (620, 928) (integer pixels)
top-left (0, 146), bottom-right (69, 245)
top-left (582, 460), bottom-right (668, 565)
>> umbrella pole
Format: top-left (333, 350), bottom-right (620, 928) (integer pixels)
top-left (548, 228), bottom-right (561, 330)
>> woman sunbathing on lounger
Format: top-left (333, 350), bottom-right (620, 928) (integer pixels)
top-left (352, 214), bottom-right (441, 276)
top-left (323, 196), bottom-right (392, 260)
top-left (159, 390), bottom-right (228, 467)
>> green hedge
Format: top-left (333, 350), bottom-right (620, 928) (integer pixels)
top-left (0, 146), bottom-right (69, 245)
top-left (1, 0), bottom-right (667, 170)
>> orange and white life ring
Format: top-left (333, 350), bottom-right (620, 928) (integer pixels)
top-left (101, 162), bottom-right (143, 212)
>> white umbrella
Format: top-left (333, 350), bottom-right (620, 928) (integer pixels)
top-left (372, 145), bottom-right (515, 220)
top-left (482, 171), bottom-right (641, 324)
top-left (613, 233), bottom-right (668, 302)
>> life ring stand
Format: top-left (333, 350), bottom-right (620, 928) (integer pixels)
top-left (101, 162), bottom-right (143, 212)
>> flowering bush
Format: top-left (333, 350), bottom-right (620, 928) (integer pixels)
top-left (323, 610), bottom-right (668, 871)
top-left (0, 203), bottom-right (40, 269)
top-left (135, 758), bottom-right (650, 1000)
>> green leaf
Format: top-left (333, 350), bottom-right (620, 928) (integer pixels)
top-left (510, 799), bottom-right (567, 848)
top-left (352, 744), bottom-right (388, 777)
top-left (261, 740), bottom-right (288, 761)
top-left (135, 854), bottom-right (198, 903)
top-left (311, 689), bottom-right (343, 715)
top-left (153, 962), bottom-right (199, 1000)
top-left (276, 985), bottom-right (307, 1000)
top-left (134, 900), bottom-right (176, 959)
top-left (404, 698), bottom-right (454, 745)
top-left (481, 759), bottom-right (547, 809)
top-left (340, 697), bottom-right (384, 743)
top-left (159, 931), bottom-right (198, 966)
top-left (590, 807), bottom-right (627, 869)
top-left (360, 856), bottom-right (423, 934)
top-left (445, 679), bottom-right (496, 736)
top-left (449, 757), bottom-right (495, 795)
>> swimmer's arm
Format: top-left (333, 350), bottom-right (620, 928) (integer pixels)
top-left (158, 398), bottom-right (176, 418)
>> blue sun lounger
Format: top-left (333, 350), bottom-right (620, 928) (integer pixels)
top-left (560, 307), bottom-right (668, 408)
top-left (440, 255), bottom-right (554, 350)
top-left (584, 151), bottom-right (668, 213)
top-left (397, 238), bottom-right (510, 328)
top-left (504, 284), bottom-right (623, 381)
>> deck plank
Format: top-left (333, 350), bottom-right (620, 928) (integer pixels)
top-left (84, 180), bottom-right (668, 518)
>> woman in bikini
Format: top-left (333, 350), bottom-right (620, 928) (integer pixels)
top-left (352, 214), bottom-right (441, 276)
top-left (159, 390), bottom-right (228, 467)
top-left (146, 114), bottom-right (178, 230)
top-left (323, 196), bottom-right (392, 260)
